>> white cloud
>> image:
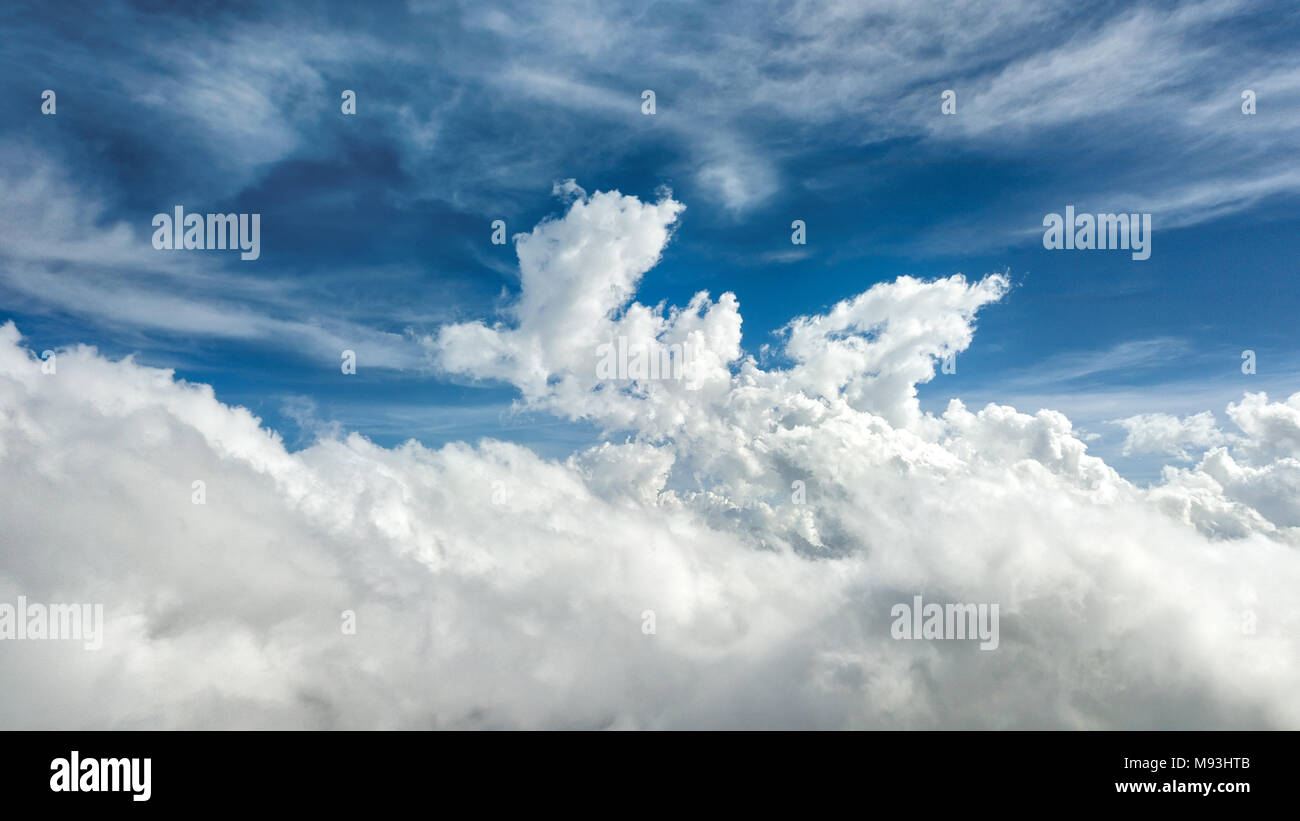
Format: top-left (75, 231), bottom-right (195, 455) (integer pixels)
top-left (0, 147), bottom-right (430, 370)
top-left (422, 0), bottom-right (1300, 229)
top-left (3, 189), bottom-right (1299, 729)
top-left (1226, 391), bottom-right (1300, 464)
top-left (1114, 410), bottom-right (1227, 460)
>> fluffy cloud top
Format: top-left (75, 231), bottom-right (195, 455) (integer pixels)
top-left (1115, 411), bottom-right (1227, 460)
top-left (2, 188), bottom-right (1298, 729)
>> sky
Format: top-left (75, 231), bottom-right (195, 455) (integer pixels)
top-left (3, 0), bottom-right (1298, 475)
top-left (0, 0), bottom-right (1299, 729)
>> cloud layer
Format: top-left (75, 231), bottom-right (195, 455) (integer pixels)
top-left (1, 188), bottom-right (1297, 729)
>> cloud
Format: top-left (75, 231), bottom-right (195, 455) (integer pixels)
top-left (0, 146), bottom-right (430, 370)
top-left (1144, 394), bottom-right (1300, 536)
top-left (3, 189), bottom-right (1299, 728)
top-left (1114, 410), bottom-right (1227, 460)
top-left (11, 0), bottom-right (1298, 252)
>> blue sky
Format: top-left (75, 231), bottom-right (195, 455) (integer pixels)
top-left (2, 0), bottom-right (1298, 479)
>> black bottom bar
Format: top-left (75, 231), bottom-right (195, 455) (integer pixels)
top-left (4, 731), bottom-right (1289, 809)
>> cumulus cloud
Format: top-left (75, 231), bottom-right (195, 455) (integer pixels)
top-left (1114, 410), bottom-right (1228, 460)
top-left (2, 188), bottom-right (1299, 729)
